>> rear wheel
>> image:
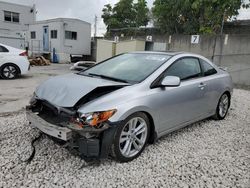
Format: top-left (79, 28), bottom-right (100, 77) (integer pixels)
top-left (213, 93), bottom-right (230, 120)
top-left (111, 112), bottom-right (150, 162)
top-left (0, 64), bottom-right (19, 79)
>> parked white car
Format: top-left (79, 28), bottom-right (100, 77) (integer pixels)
top-left (70, 61), bottom-right (96, 71)
top-left (0, 43), bottom-right (30, 79)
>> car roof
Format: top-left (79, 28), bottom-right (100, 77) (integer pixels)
top-left (129, 51), bottom-right (185, 56)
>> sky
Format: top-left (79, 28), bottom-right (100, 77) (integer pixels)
top-left (2, 0), bottom-right (250, 36)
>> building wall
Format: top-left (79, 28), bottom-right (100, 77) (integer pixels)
top-left (28, 22), bottom-right (63, 53)
top-left (212, 35), bottom-right (250, 86)
top-left (0, 33), bottom-right (25, 49)
top-left (28, 19), bottom-right (91, 63)
top-left (115, 40), bottom-right (145, 55)
top-left (62, 20), bottom-right (91, 56)
top-left (0, 1), bottom-right (35, 33)
top-left (96, 40), bottom-right (116, 62)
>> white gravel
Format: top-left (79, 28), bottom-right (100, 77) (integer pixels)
top-left (0, 89), bottom-right (249, 188)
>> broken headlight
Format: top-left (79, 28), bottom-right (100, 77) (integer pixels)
top-left (29, 92), bottom-right (37, 105)
top-left (79, 109), bottom-right (117, 127)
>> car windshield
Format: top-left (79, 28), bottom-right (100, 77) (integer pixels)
top-left (79, 53), bottom-right (171, 83)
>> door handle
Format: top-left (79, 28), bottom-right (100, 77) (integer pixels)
top-left (198, 82), bottom-right (206, 90)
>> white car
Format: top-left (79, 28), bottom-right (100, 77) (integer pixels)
top-left (0, 43), bottom-right (30, 79)
top-left (70, 61), bottom-right (96, 71)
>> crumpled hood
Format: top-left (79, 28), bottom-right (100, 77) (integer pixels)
top-left (35, 73), bottom-right (128, 107)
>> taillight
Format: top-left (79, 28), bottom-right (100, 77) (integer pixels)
top-left (19, 51), bottom-right (28, 56)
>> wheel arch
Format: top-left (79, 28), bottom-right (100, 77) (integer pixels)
top-left (140, 111), bottom-right (157, 144)
top-left (117, 109), bottom-right (158, 144)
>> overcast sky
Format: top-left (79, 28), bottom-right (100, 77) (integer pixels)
top-left (3, 0), bottom-right (250, 36)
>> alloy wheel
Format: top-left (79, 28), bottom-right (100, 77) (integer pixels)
top-left (2, 65), bottom-right (17, 79)
top-left (219, 94), bottom-right (229, 117)
top-left (119, 117), bottom-right (148, 158)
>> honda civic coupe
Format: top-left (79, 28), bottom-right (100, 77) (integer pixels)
top-left (26, 52), bottom-right (233, 162)
top-left (0, 43), bottom-right (30, 79)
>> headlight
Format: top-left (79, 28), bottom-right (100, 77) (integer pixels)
top-left (80, 109), bottom-right (117, 127)
top-left (29, 92), bottom-right (37, 105)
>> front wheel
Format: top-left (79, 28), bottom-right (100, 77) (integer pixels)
top-left (213, 93), bottom-right (230, 120)
top-left (111, 112), bottom-right (150, 162)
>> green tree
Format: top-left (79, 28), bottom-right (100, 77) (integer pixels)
top-left (135, 0), bottom-right (149, 27)
top-left (101, 0), bottom-right (149, 33)
top-left (102, 4), bottom-right (120, 31)
top-left (112, 0), bottom-right (136, 28)
top-left (152, 0), bottom-right (250, 34)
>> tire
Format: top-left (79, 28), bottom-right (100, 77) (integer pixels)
top-left (213, 92), bottom-right (230, 120)
top-left (0, 64), bottom-right (19, 79)
top-left (111, 112), bottom-right (150, 162)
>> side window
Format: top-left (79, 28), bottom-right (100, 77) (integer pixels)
top-left (30, 31), bottom-right (36, 39)
top-left (0, 45), bottom-right (9, 52)
top-left (65, 31), bottom-right (77, 40)
top-left (164, 57), bottom-right (201, 80)
top-left (12, 12), bottom-right (19, 23)
top-left (4, 11), bottom-right (11, 22)
top-left (4, 11), bottom-right (19, 23)
top-left (51, 30), bottom-right (57, 39)
top-left (200, 59), bottom-right (217, 76)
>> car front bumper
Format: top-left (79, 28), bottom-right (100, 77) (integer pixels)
top-left (26, 107), bottom-right (120, 159)
top-left (26, 109), bottom-right (72, 141)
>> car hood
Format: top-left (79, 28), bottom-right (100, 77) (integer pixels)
top-left (35, 73), bottom-right (128, 107)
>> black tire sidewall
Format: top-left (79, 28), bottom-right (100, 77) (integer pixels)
top-left (112, 112), bottom-right (150, 162)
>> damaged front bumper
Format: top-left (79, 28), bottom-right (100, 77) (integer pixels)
top-left (26, 106), bottom-right (120, 160)
top-left (27, 109), bottom-right (72, 141)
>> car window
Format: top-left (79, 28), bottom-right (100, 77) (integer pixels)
top-left (164, 57), bottom-right (201, 80)
top-left (200, 59), bottom-right (217, 76)
top-left (81, 53), bottom-right (171, 83)
top-left (0, 45), bottom-right (9, 52)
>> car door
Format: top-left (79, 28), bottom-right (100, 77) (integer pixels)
top-left (198, 58), bottom-right (220, 114)
top-left (151, 57), bottom-right (208, 133)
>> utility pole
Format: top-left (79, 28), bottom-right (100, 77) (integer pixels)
top-left (218, 11), bottom-right (226, 66)
top-left (220, 11), bottom-right (226, 35)
top-left (94, 15), bottom-right (97, 37)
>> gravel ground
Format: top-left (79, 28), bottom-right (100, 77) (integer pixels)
top-left (0, 89), bottom-right (249, 188)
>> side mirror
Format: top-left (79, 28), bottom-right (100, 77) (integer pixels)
top-left (160, 76), bottom-right (180, 87)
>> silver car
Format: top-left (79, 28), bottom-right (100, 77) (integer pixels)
top-left (26, 52), bottom-right (233, 162)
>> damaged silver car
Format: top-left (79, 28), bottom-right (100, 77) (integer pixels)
top-left (26, 52), bottom-right (233, 162)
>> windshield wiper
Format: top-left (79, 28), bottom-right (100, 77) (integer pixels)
top-left (88, 73), bottom-right (129, 83)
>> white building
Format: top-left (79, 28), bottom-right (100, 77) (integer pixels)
top-left (0, 1), bottom-right (91, 63)
top-left (28, 18), bottom-right (91, 63)
top-left (0, 1), bottom-right (36, 49)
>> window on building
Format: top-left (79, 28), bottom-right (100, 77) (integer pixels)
top-left (65, 31), bottom-right (77, 40)
top-left (4, 11), bottom-right (11, 22)
top-left (12, 12), bottom-right (19, 23)
top-left (51, 30), bottom-right (57, 39)
top-left (4, 11), bottom-right (19, 23)
top-left (30, 31), bottom-right (36, 39)
top-left (71, 32), bottom-right (77, 40)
